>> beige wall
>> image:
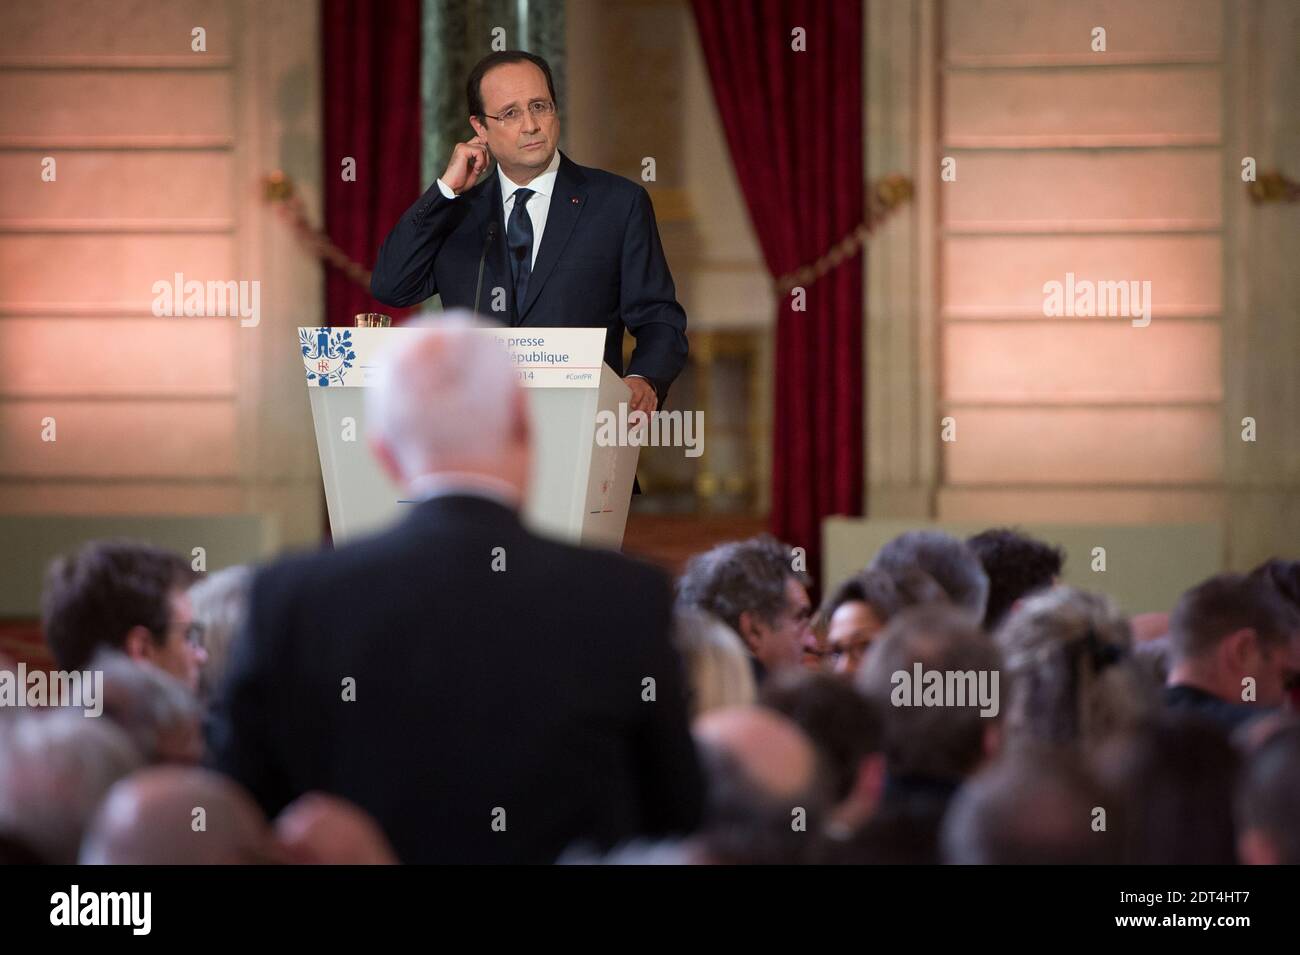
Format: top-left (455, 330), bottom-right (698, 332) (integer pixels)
top-left (0, 0), bottom-right (324, 598)
top-left (937, 0), bottom-right (1224, 522)
top-left (865, 0), bottom-right (1299, 573)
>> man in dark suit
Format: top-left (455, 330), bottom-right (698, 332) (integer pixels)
top-left (208, 317), bottom-right (704, 863)
top-left (370, 50), bottom-right (688, 411)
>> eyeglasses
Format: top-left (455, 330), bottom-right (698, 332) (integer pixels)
top-left (828, 639), bottom-right (874, 665)
top-left (178, 621), bottom-right (206, 649)
top-left (484, 100), bottom-right (556, 127)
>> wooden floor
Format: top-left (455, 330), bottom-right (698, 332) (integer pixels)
top-left (0, 619), bottom-right (48, 669)
top-left (623, 513), bottom-right (766, 576)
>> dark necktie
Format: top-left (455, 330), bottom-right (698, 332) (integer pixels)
top-left (506, 187), bottom-right (535, 310)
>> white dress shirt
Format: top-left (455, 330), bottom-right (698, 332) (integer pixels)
top-left (435, 149), bottom-right (648, 385)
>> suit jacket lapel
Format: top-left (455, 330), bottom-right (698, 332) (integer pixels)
top-left (474, 173), bottom-right (518, 323)
top-left (519, 152), bottom-right (588, 321)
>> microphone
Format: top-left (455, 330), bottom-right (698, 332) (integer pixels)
top-left (472, 221), bottom-right (496, 317)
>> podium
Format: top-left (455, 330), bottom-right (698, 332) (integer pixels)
top-left (299, 325), bottom-right (639, 548)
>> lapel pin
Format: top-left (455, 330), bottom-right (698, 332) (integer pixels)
top-left (571, 197), bottom-right (580, 204)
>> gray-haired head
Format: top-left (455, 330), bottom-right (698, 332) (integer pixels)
top-left (92, 648), bottom-right (204, 764)
top-left (676, 535), bottom-right (812, 676)
top-left (365, 312), bottom-right (530, 497)
top-left (187, 564), bottom-right (253, 704)
top-left (868, 530), bottom-right (989, 622)
top-left (0, 710), bottom-right (142, 863)
top-left (677, 535), bottom-right (807, 635)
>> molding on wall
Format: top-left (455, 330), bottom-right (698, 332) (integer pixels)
top-left (863, 0), bottom-right (940, 519)
top-left (1220, 0), bottom-right (1300, 570)
top-left (0, 219), bottom-right (234, 233)
top-left (0, 56), bottom-right (233, 69)
top-left (0, 136), bottom-right (233, 150)
top-left (943, 53), bottom-right (1220, 69)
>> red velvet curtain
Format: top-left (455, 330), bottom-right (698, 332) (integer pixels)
top-left (690, 0), bottom-right (864, 582)
top-left (322, 0), bottom-right (422, 327)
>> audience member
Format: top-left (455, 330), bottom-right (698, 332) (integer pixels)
top-left (868, 530), bottom-right (989, 623)
top-left (1250, 558), bottom-right (1300, 708)
top-left (1129, 611), bottom-right (1174, 686)
top-left (677, 534), bottom-right (813, 683)
top-left (8, 502), bottom-right (1300, 868)
top-left (672, 609), bottom-right (756, 718)
top-left (817, 566), bottom-right (947, 678)
top-left (187, 564), bottom-right (252, 704)
top-left (966, 527), bottom-right (1063, 632)
top-left (759, 669), bottom-right (884, 837)
top-left (996, 587), bottom-right (1151, 748)
top-left (208, 316), bottom-right (703, 863)
top-left (0, 710), bottom-right (142, 863)
top-left (692, 705), bottom-right (829, 864)
top-left (93, 648), bottom-right (204, 764)
top-left (274, 792), bottom-right (399, 865)
top-left (942, 746), bottom-right (1120, 864)
top-left (80, 766), bottom-right (277, 864)
top-left (1236, 720), bottom-right (1300, 864)
top-left (1093, 715), bottom-right (1240, 864)
top-left (1164, 572), bottom-right (1300, 732)
top-left (1250, 557), bottom-right (1300, 608)
top-left (41, 539), bottom-right (205, 690)
top-left (849, 605), bottom-right (1002, 862)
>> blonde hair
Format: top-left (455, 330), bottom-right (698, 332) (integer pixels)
top-left (673, 610), bottom-right (756, 719)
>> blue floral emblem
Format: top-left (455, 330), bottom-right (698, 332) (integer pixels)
top-left (301, 327), bottom-right (355, 387)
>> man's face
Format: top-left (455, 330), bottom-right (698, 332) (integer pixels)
top-left (827, 600), bottom-right (885, 678)
top-left (142, 589), bottom-right (206, 693)
top-left (1253, 634), bottom-right (1300, 708)
top-left (754, 576), bottom-right (812, 674)
top-left (469, 62), bottom-right (559, 180)
top-left (800, 623), bottom-right (828, 671)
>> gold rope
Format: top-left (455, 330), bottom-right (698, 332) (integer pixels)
top-left (262, 171), bottom-right (372, 289)
top-left (261, 168), bottom-right (916, 297)
top-left (773, 174), bottom-right (914, 297)
top-left (1248, 170), bottom-right (1300, 204)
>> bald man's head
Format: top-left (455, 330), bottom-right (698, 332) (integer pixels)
top-left (693, 706), bottom-right (830, 863)
top-left (365, 313), bottom-right (530, 493)
top-left (80, 767), bottom-right (275, 865)
top-left (694, 705), bottom-right (818, 800)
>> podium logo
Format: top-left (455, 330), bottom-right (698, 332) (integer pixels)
top-left (300, 327), bottom-right (356, 387)
top-left (151, 272), bottom-right (261, 327)
top-left (595, 403), bottom-right (703, 458)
